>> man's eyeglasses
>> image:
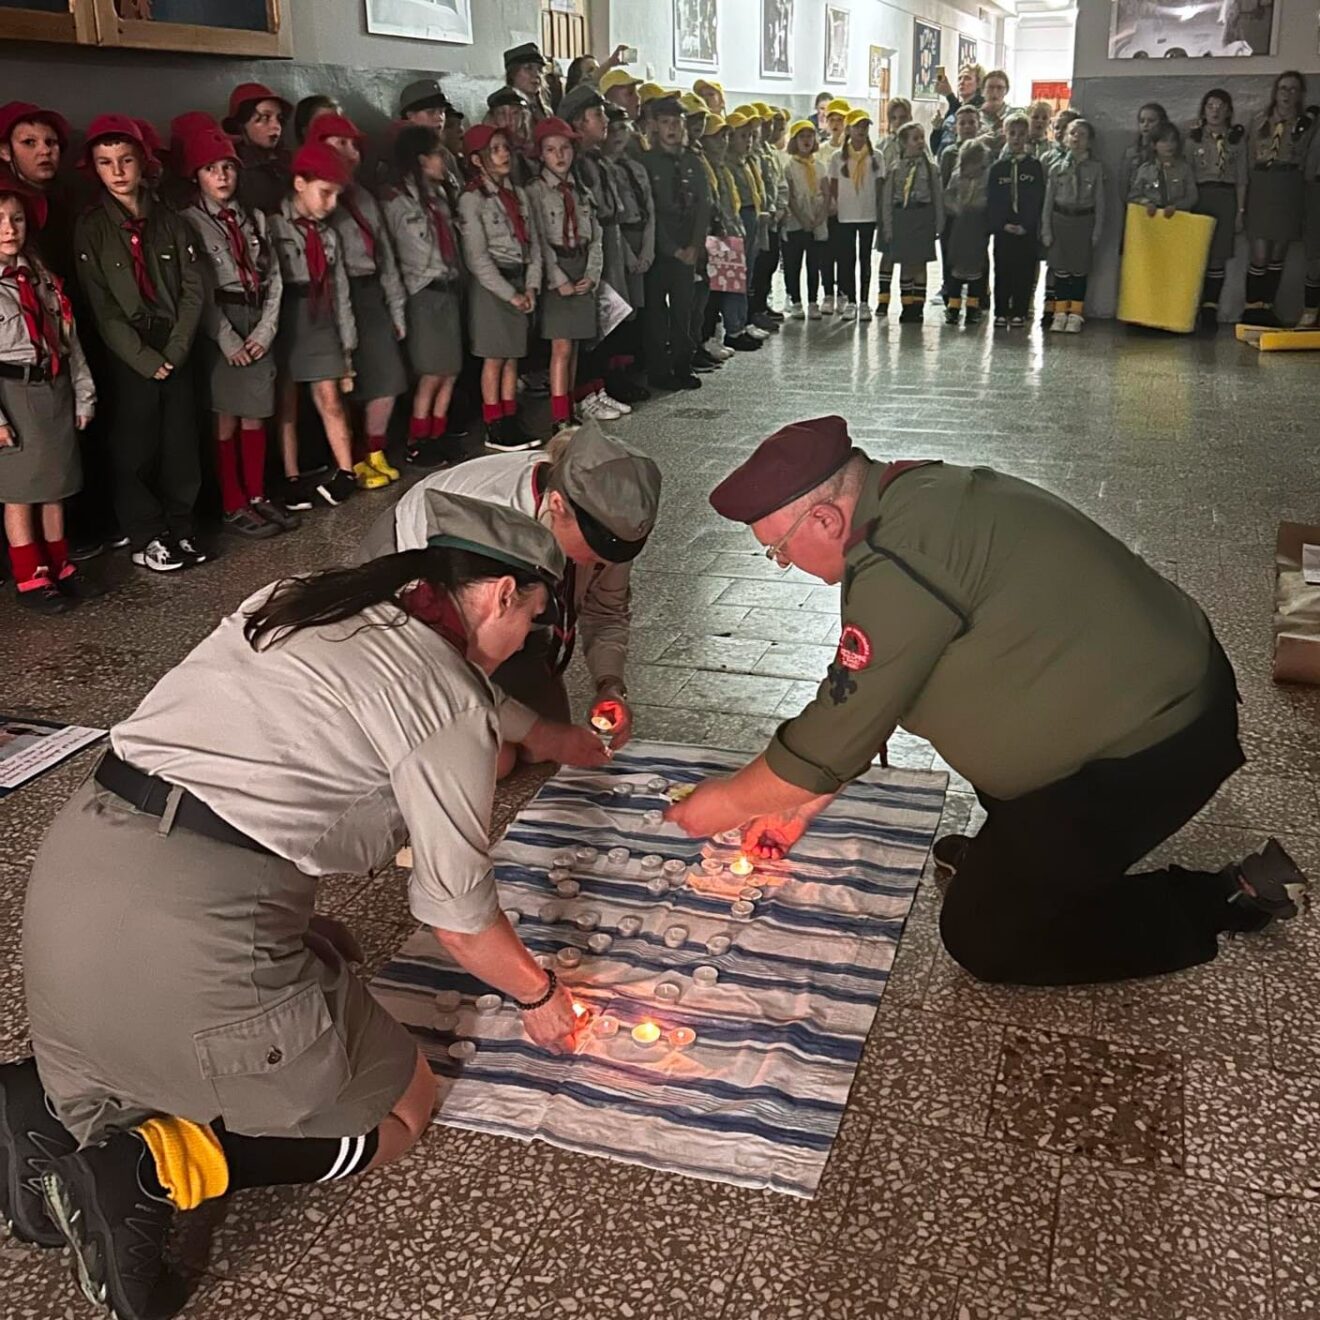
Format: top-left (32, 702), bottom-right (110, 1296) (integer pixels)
top-left (763, 503), bottom-right (820, 568)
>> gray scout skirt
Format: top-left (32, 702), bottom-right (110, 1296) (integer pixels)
top-left (0, 373), bottom-right (81, 505)
top-left (1305, 179), bottom-right (1320, 260)
top-left (206, 299), bottom-right (277, 419)
top-left (348, 276), bottom-right (408, 402)
top-left (947, 211), bottom-right (990, 281)
top-left (888, 203), bottom-right (937, 265)
top-left (277, 289), bottom-right (348, 383)
top-left (1045, 210), bottom-right (1096, 276)
top-left (406, 283), bottom-right (463, 377)
top-left (541, 249), bottom-right (598, 342)
top-left (621, 224), bottom-right (647, 309)
top-left (469, 268), bottom-right (530, 359)
top-left (1245, 166), bottom-right (1303, 244)
top-left (1195, 183), bottom-right (1240, 266)
top-left (24, 776), bottom-right (418, 1146)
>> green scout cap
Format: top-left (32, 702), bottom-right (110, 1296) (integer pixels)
top-left (558, 83), bottom-right (607, 125)
top-left (423, 491), bottom-right (566, 587)
top-left (399, 78), bottom-right (451, 116)
top-left (559, 420), bottom-right (662, 564)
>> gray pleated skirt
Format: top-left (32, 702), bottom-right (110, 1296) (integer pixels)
top-left (1305, 179), bottom-right (1320, 260)
top-left (0, 373), bottom-right (81, 504)
top-left (277, 291), bottom-right (348, 383)
top-left (207, 301), bottom-right (277, 419)
top-left (406, 284), bottom-right (463, 378)
top-left (947, 211), bottom-right (990, 281)
top-left (621, 226), bottom-right (647, 309)
top-left (1195, 183), bottom-right (1240, 266)
top-left (348, 277), bottom-right (408, 402)
top-left (1046, 211), bottom-right (1097, 276)
top-left (888, 204), bottom-right (937, 265)
top-left (469, 270), bottom-right (530, 360)
top-left (541, 249), bottom-right (598, 342)
top-left (1245, 166), bottom-right (1303, 244)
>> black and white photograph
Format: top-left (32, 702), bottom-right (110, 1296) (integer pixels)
top-left (761, 0), bottom-right (794, 77)
top-left (957, 31), bottom-right (978, 72)
top-left (364, 0), bottom-right (473, 45)
top-left (824, 4), bottom-right (850, 83)
top-left (674, 0), bottom-right (719, 70)
top-left (0, 715), bottom-right (104, 797)
top-left (913, 17), bottom-right (941, 97)
top-left (1107, 0), bottom-right (1277, 58)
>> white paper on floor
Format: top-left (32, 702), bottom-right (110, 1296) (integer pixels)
top-left (371, 740), bottom-right (947, 1197)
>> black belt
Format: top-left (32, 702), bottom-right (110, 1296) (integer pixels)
top-left (495, 263), bottom-right (525, 278)
top-left (94, 751), bottom-right (273, 856)
top-left (215, 289), bottom-right (263, 307)
top-left (1199, 180), bottom-right (1236, 188)
top-left (551, 244), bottom-right (587, 258)
top-left (1254, 162), bottom-right (1299, 172)
top-left (426, 277), bottom-right (459, 292)
top-left (620, 221), bottom-right (646, 233)
top-left (349, 273), bottom-right (379, 288)
top-left (0, 360), bottom-right (54, 383)
top-left (1052, 204), bottom-right (1094, 217)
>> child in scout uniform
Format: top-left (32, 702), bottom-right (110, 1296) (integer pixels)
top-left (75, 114), bottom-right (208, 574)
top-left (1121, 102), bottom-right (1169, 198)
top-left (1187, 90), bottom-right (1248, 331)
top-left (306, 114), bottom-right (408, 492)
top-left (223, 82), bottom-right (292, 217)
top-left (727, 112), bottom-right (770, 346)
top-left (747, 103), bottom-right (787, 332)
top-left (381, 124), bottom-right (466, 469)
top-left (269, 142), bottom-right (359, 509)
top-left (702, 113), bottom-right (753, 345)
top-left (1039, 108), bottom-right (1082, 325)
top-left (828, 109), bottom-right (882, 321)
top-left (782, 120), bottom-right (830, 321)
top-left (528, 117), bottom-right (603, 431)
top-left (1243, 72), bottom-right (1317, 326)
top-left (939, 105), bottom-right (982, 188)
top-left (986, 113), bottom-right (1044, 328)
top-left (601, 105), bottom-right (657, 384)
top-left (1128, 124), bottom-right (1199, 217)
top-left (1026, 100), bottom-right (1054, 157)
top-left (1041, 119), bottom-right (1105, 335)
top-left (0, 180), bottom-right (97, 613)
top-left (458, 123), bottom-right (543, 451)
top-left (873, 99), bottom-right (913, 318)
top-left (941, 139), bottom-right (991, 328)
top-left (176, 118), bottom-right (295, 541)
top-left (880, 122), bottom-right (944, 324)
top-left (0, 101), bottom-right (75, 280)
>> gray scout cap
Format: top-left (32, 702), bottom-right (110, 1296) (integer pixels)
top-left (399, 78), bottom-right (451, 116)
top-left (559, 420), bottom-right (662, 564)
top-left (558, 84), bottom-right (607, 126)
top-left (422, 491), bottom-right (566, 587)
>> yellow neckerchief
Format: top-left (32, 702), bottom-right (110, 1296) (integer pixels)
top-left (844, 138), bottom-right (873, 192)
top-left (900, 155), bottom-right (920, 206)
top-left (737, 154), bottom-right (765, 210)
top-left (1268, 116), bottom-right (1287, 163)
top-left (793, 150), bottom-right (818, 197)
top-left (695, 145), bottom-right (719, 198)
top-left (718, 162), bottom-right (742, 210)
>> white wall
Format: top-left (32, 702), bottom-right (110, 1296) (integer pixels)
top-left (1013, 11), bottom-right (1075, 93)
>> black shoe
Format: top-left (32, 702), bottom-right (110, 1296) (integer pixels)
top-left (605, 375), bottom-right (651, 404)
top-left (248, 497), bottom-right (300, 532)
top-left (406, 438), bottom-right (453, 469)
top-left (0, 1058), bottom-right (77, 1247)
top-left (647, 375), bottom-right (680, 391)
top-left (931, 833), bottom-right (972, 879)
top-left (15, 577), bottom-right (75, 614)
top-left (752, 313), bottom-right (780, 333)
top-left (965, 309), bottom-right (984, 326)
top-left (944, 308), bottom-right (961, 326)
top-left (764, 308), bottom-right (786, 323)
top-left (56, 569), bottom-right (108, 601)
top-left (68, 538), bottom-right (105, 563)
top-left (173, 537), bottom-right (212, 567)
top-left (691, 349), bottom-right (722, 370)
top-left (43, 1131), bottom-right (187, 1320)
top-left (899, 303), bottom-right (923, 324)
top-left (315, 469), bottom-right (357, 506)
top-left (108, 534), bottom-right (131, 551)
top-left (724, 333), bottom-right (762, 351)
top-left (671, 372), bottom-right (702, 390)
top-left (222, 507), bottom-right (278, 540)
top-left (1197, 305), bottom-right (1219, 333)
top-left (1224, 838), bottom-right (1310, 929)
top-left (278, 476), bottom-right (315, 512)
top-left (130, 539), bottom-right (185, 573)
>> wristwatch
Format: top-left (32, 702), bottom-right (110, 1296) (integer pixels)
top-left (514, 967), bottom-right (558, 1011)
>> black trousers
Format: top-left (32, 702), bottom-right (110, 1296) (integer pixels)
top-left (691, 274), bottom-right (713, 352)
top-left (749, 228), bottom-right (781, 315)
top-left (108, 356), bottom-right (200, 552)
top-left (821, 216), bottom-right (840, 295)
top-left (993, 232), bottom-right (1038, 318)
top-left (643, 255), bottom-right (697, 380)
top-left (835, 222), bottom-right (877, 302)
top-left (782, 231), bottom-right (827, 305)
top-left (938, 646), bottom-right (1246, 987)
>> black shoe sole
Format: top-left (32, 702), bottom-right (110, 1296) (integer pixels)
top-left (43, 1163), bottom-right (115, 1314)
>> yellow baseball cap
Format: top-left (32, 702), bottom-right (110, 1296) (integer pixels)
top-left (680, 92), bottom-right (707, 115)
top-left (693, 78), bottom-right (724, 96)
top-left (725, 111), bottom-right (750, 130)
top-left (753, 101), bottom-right (774, 119)
top-left (638, 82), bottom-right (669, 105)
top-left (733, 104), bottom-right (762, 120)
top-left (788, 119), bottom-right (816, 139)
top-left (599, 68), bottom-right (642, 95)
top-left (701, 113), bottom-right (728, 137)
top-left (845, 108), bottom-right (872, 127)
top-left (825, 98), bottom-right (851, 116)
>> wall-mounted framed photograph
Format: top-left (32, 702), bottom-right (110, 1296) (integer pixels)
top-left (912, 18), bottom-right (941, 98)
top-left (824, 4), bottom-right (849, 83)
top-left (957, 31), bottom-right (978, 73)
top-left (1107, 0), bottom-right (1277, 58)
top-left (761, 0), bottom-right (793, 77)
top-left (0, 0), bottom-right (99, 45)
top-left (364, 0), bottom-right (473, 45)
top-left (0, 0), bottom-right (288, 53)
top-left (673, 0), bottom-right (718, 71)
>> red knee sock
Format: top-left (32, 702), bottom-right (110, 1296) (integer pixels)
top-left (429, 413), bottom-right (448, 438)
top-left (502, 398), bottom-right (517, 417)
top-left (408, 415), bottom-right (430, 444)
top-left (551, 394), bottom-right (572, 423)
top-left (44, 538), bottom-right (72, 581)
top-left (482, 402), bottom-right (503, 424)
top-left (8, 542), bottom-right (46, 590)
top-left (239, 426), bottom-right (267, 501)
top-left (216, 438), bottom-right (246, 515)
top-left (367, 433), bottom-right (387, 454)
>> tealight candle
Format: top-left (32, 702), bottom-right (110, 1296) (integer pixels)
top-left (647, 776), bottom-right (668, 793)
top-left (705, 934), bottom-right (732, 955)
top-left (631, 1020), bottom-right (661, 1045)
top-left (534, 952), bottom-right (555, 969)
top-left (433, 989), bottom-right (462, 1012)
top-left (475, 993), bottom-right (502, 1014)
top-left (574, 846), bottom-right (599, 864)
top-left (715, 829), bottom-right (742, 847)
top-left (556, 879), bottom-right (581, 898)
top-left (587, 932), bottom-right (613, 954)
top-left (663, 925), bottom-right (689, 949)
top-left (655, 981), bottom-right (682, 1003)
top-left (700, 857), bottom-right (724, 874)
top-left (618, 915), bottom-right (642, 937)
top-left (552, 852), bottom-right (574, 869)
top-left (740, 886), bottom-right (763, 901)
top-left (447, 1040), bottom-right (477, 1060)
top-left (645, 876), bottom-right (667, 896)
top-left (574, 910), bottom-right (600, 931)
top-left (596, 1015), bottom-right (620, 1037)
top-left (662, 858), bottom-right (686, 875)
top-left (539, 902), bottom-right (561, 923)
top-left (731, 899), bottom-right (755, 918)
top-left (730, 855), bottom-right (754, 878)
top-left (642, 809), bottom-right (664, 828)
top-left (607, 846), bottom-right (630, 866)
top-left (556, 947), bottom-right (582, 968)
top-left (693, 965), bottom-right (719, 986)
top-left (611, 783), bottom-right (633, 798)
top-left (591, 712), bottom-right (616, 733)
top-left (668, 1027), bottom-right (696, 1049)
top-left (640, 854), bottom-right (664, 871)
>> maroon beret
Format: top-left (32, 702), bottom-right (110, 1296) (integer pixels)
top-left (709, 415), bottom-right (855, 523)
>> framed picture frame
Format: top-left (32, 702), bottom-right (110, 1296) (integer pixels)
top-left (912, 17), bottom-right (941, 98)
top-left (824, 4), bottom-right (849, 84)
top-left (760, 0), bottom-right (793, 78)
top-left (1107, 0), bottom-right (1277, 58)
top-left (957, 32), bottom-right (977, 73)
top-left (0, 0), bottom-right (97, 45)
top-left (89, 0), bottom-right (291, 57)
top-left (673, 0), bottom-right (718, 71)
top-left (364, 0), bottom-right (473, 45)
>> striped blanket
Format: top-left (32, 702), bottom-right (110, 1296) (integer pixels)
top-left (371, 741), bottom-right (947, 1197)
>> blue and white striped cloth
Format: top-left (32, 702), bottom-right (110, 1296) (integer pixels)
top-left (371, 741), bottom-right (947, 1197)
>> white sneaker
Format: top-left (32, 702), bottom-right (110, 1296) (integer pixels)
top-left (1064, 313), bottom-right (1084, 334)
top-left (820, 294), bottom-right (835, 314)
top-left (131, 537), bottom-right (185, 572)
top-left (705, 337), bottom-right (734, 360)
top-left (841, 301), bottom-right (858, 320)
top-left (597, 389), bottom-right (631, 415)
top-left (1298, 309), bottom-right (1319, 329)
top-left (858, 303), bottom-right (873, 322)
top-left (789, 301), bottom-right (805, 320)
top-left (580, 393), bottom-right (622, 421)
top-left (808, 302), bottom-right (822, 321)
top-left (1051, 312), bottom-right (1068, 333)
top-left (745, 325), bottom-right (770, 340)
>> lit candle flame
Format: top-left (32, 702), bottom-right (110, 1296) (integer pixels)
top-left (631, 1020), bottom-right (661, 1044)
top-left (572, 1000), bottom-right (587, 1018)
top-left (591, 713), bottom-right (615, 732)
top-left (730, 854), bottom-right (754, 877)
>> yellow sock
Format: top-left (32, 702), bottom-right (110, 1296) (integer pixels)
top-left (136, 1116), bottom-right (230, 1211)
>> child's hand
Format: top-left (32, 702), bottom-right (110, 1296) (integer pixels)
top-left (1006, 223), bottom-right (1025, 235)
top-left (227, 346), bottom-right (253, 367)
top-left (1162, 206), bottom-right (1176, 219)
top-left (1145, 204), bottom-right (1158, 217)
top-left (244, 338), bottom-right (267, 360)
top-left (0, 424), bottom-right (14, 447)
top-left (574, 278), bottom-right (594, 295)
top-left (339, 374), bottom-right (354, 394)
top-left (555, 282), bottom-right (576, 298)
top-left (76, 414), bottom-right (92, 431)
top-left (153, 363), bottom-right (173, 381)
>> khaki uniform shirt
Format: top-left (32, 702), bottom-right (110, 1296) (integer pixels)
top-left (642, 144), bottom-right (713, 260)
top-left (0, 257), bottom-right (96, 428)
top-left (766, 462), bottom-right (1217, 801)
top-left (380, 180), bottom-right (464, 294)
top-left (1248, 111), bottom-right (1316, 168)
top-left (783, 155), bottom-right (829, 236)
top-left (112, 586), bottom-right (502, 934)
top-left (74, 192), bottom-right (205, 378)
top-left (882, 155), bottom-right (946, 240)
top-left (1042, 154), bottom-right (1107, 247)
top-left (1187, 128), bottom-right (1249, 190)
top-left (179, 199), bottom-right (283, 358)
top-left (608, 155), bottom-right (656, 274)
top-left (527, 169), bottom-right (604, 291)
top-left (456, 180), bottom-right (543, 303)
top-left (327, 188), bottom-right (407, 337)
top-left (1128, 158), bottom-right (1199, 211)
top-left (268, 199), bottom-right (357, 357)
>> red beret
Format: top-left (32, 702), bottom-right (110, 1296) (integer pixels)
top-left (0, 173), bottom-right (49, 232)
top-left (463, 123), bottom-right (507, 157)
top-left (306, 113), bottom-right (366, 147)
top-left (0, 101), bottom-right (71, 150)
top-left (709, 415), bottom-right (855, 523)
top-left (227, 82), bottom-right (291, 122)
top-left (533, 116), bottom-right (579, 150)
top-left (80, 114), bottom-right (161, 175)
top-left (178, 124), bottom-right (239, 179)
top-left (291, 142), bottom-right (351, 188)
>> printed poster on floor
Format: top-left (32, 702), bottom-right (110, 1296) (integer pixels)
top-left (761, 0), bottom-right (794, 77)
top-left (913, 18), bottom-right (941, 97)
top-left (824, 4), bottom-right (850, 83)
top-left (1107, 0), bottom-right (1277, 57)
top-left (0, 715), bottom-right (104, 797)
top-left (363, 0), bottom-right (473, 44)
top-left (957, 31), bottom-right (978, 73)
top-left (674, 0), bottom-right (719, 70)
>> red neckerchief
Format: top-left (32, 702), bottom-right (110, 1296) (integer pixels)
top-left (293, 216), bottom-right (331, 319)
top-left (494, 180), bottom-right (530, 248)
top-left (121, 215), bottom-right (158, 305)
top-left (551, 172), bottom-right (580, 248)
top-left (1, 264), bottom-right (61, 376)
top-left (530, 462), bottom-right (578, 672)
top-left (399, 581), bottom-right (468, 653)
top-left (340, 189), bottom-right (377, 264)
top-left (421, 185), bottom-right (458, 265)
top-left (843, 460), bottom-right (938, 552)
top-left (215, 205), bottom-right (261, 299)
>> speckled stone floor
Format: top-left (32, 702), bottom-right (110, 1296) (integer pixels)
top-left (3, 311), bottom-right (1320, 1320)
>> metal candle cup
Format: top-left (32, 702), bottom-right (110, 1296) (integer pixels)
top-left (631, 1020), bottom-right (662, 1045)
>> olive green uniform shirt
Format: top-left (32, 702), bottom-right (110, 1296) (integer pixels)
top-left (767, 462), bottom-right (1217, 800)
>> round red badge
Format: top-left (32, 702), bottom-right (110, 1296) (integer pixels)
top-left (836, 624), bottom-right (872, 671)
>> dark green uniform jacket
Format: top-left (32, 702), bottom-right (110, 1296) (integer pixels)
top-left (642, 143), bottom-right (713, 260)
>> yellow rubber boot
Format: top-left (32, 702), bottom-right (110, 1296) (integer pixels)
top-left (367, 449), bottom-right (400, 482)
top-left (353, 460), bottom-right (390, 491)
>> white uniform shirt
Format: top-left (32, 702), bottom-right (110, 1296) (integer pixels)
top-left (828, 148), bottom-right (882, 224)
top-left (112, 588), bottom-right (501, 934)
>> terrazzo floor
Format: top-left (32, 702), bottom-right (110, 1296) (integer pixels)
top-left (3, 308), bottom-right (1320, 1319)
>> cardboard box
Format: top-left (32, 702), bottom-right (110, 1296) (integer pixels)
top-left (1272, 522), bottom-right (1320, 685)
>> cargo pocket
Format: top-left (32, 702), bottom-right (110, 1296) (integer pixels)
top-left (193, 984), bottom-right (350, 1136)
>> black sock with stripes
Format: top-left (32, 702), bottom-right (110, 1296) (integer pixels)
top-left (1305, 281), bottom-right (1320, 310)
top-left (1201, 269), bottom-right (1225, 308)
top-left (876, 268), bottom-right (893, 306)
top-left (215, 1122), bottom-right (380, 1191)
top-left (1245, 265), bottom-right (1265, 305)
top-left (1264, 263), bottom-right (1285, 306)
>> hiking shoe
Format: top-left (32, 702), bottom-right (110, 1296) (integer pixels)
top-left (316, 469), bottom-right (358, 506)
top-left (1226, 838), bottom-right (1310, 927)
top-left (931, 833), bottom-right (972, 879)
top-left (0, 1057), bottom-right (77, 1248)
top-left (405, 438), bottom-right (453, 470)
top-left (43, 1131), bottom-right (187, 1320)
top-left (248, 498), bottom-right (300, 532)
top-left (173, 538), bottom-right (211, 568)
top-left (130, 539), bottom-right (185, 573)
top-left (222, 507), bottom-right (278, 539)
top-left (277, 475), bottom-right (315, 512)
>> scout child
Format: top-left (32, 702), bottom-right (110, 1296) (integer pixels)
top-left (269, 142), bottom-right (359, 509)
top-left (223, 82), bottom-right (292, 217)
top-left (828, 109), bottom-right (882, 321)
top-left (381, 124), bottom-right (466, 468)
top-left (527, 117), bottom-right (603, 430)
top-left (75, 114), bottom-right (208, 573)
top-left (1128, 123), bottom-right (1199, 217)
top-left (701, 113), bottom-right (752, 344)
top-left (0, 180), bottom-right (97, 613)
top-left (1041, 119), bottom-right (1106, 335)
top-left (0, 101), bottom-right (75, 278)
top-left (1121, 102), bottom-right (1168, 196)
top-left (176, 118), bottom-right (294, 540)
top-left (939, 105), bottom-right (982, 187)
top-left (727, 111), bottom-right (770, 344)
top-left (941, 139), bottom-right (991, 327)
top-left (457, 123), bottom-right (542, 450)
top-left (880, 122), bottom-right (944, 324)
top-left (748, 103), bottom-right (788, 333)
top-left (1187, 89), bottom-right (1248, 330)
top-left (1039, 107), bottom-right (1082, 324)
top-left (293, 95), bottom-right (340, 145)
top-left (987, 113), bottom-right (1044, 327)
top-left (781, 120), bottom-right (830, 321)
top-left (601, 104), bottom-right (657, 383)
top-left (601, 68), bottom-right (644, 124)
top-left (1026, 99), bottom-right (1054, 157)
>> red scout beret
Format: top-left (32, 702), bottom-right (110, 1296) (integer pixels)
top-left (291, 142), bottom-right (351, 187)
top-left (463, 123), bottom-right (507, 156)
top-left (305, 114), bottom-right (366, 147)
top-left (227, 82), bottom-right (292, 122)
top-left (80, 114), bottom-right (161, 174)
top-left (533, 116), bottom-right (579, 150)
top-left (709, 415), bottom-right (856, 523)
top-left (178, 124), bottom-right (239, 178)
top-left (0, 101), bottom-right (71, 150)
top-left (0, 174), bottom-right (49, 231)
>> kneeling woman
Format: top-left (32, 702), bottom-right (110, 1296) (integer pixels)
top-left (3, 494), bottom-right (577, 1320)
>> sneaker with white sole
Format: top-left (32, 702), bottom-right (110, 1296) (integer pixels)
top-left (1298, 309), bottom-right (1319, 329)
top-left (807, 302), bottom-right (822, 321)
top-left (859, 303), bottom-right (874, 322)
top-left (788, 301), bottom-right (805, 320)
top-left (174, 537), bottom-right (211, 567)
top-left (580, 393), bottom-right (622, 421)
top-left (705, 337), bottom-right (735, 360)
top-left (745, 325), bottom-right (770, 340)
top-left (1050, 312), bottom-right (1068, 333)
top-left (820, 294), bottom-right (835, 314)
top-left (130, 538), bottom-right (185, 572)
top-left (315, 468), bottom-right (358, 506)
top-left (597, 390), bottom-right (632, 415)
top-left (1064, 313), bottom-right (1084, 333)
top-left (841, 301), bottom-right (858, 320)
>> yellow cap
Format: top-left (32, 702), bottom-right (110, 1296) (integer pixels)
top-left (825, 98), bottom-right (851, 116)
top-left (679, 92), bottom-right (707, 115)
top-left (638, 82), bottom-right (668, 104)
top-left (701, 113), bottom-right (728, 137)
top-left (693, 78), bottom-right (724, 95)
top-left (599, 68), bottom-right (642, 95)
top-left (774, 106), bottom-right (791, 120)
top-left (733, 103), bottom-right (762, 120)
top-left (725, 111), bottom-right (751, 130)
top-left (845, 108), bottom-right (872, 127)
top-left (788, 119), bottom-right (816, 140)
top-left (753, 101), bottom-right (774, 119)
